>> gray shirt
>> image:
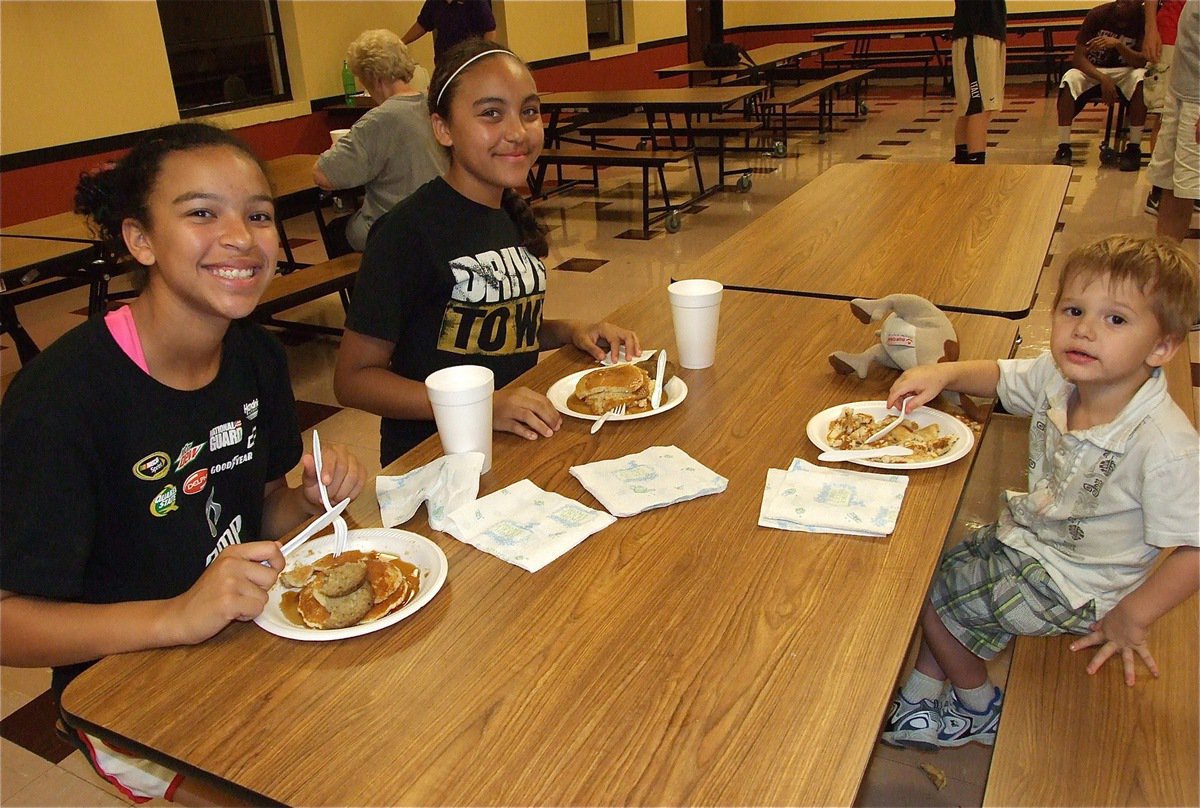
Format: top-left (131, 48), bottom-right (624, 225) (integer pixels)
top-left (995, 352), bottom-right (1198, 616)
top-left (1171, 0), bottom-right (1199, 102)
top-left (317, 93), bottom-right (448, 251)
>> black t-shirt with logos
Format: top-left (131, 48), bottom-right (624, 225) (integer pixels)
top-left (0, 318), bottom-right (301, 696)
top-left (348, 177), bottom-right (545, 466)
top-left (1079, 1), bottom-right (1145, 67)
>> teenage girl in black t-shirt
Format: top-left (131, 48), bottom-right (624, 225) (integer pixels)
top-left (335, 39), bottom-right (641, 466)
top-left (0, 123), bottom-right (366, 801)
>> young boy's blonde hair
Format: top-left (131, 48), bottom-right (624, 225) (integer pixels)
top-left (1054, 235), bottom-right (1199, 339)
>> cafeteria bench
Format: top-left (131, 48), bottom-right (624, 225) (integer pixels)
top-left (759, 69), bottom-right (874, 148)
top-left (252, 252), bottom-right (359, 338)
top-left (572, 114), bottom-right (760, 190)
top-left (529, 146), bottom-right (697, 234)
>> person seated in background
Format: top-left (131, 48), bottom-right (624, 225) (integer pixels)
top-left (1053, 0), bottom-right (1149, 171)
top-left (314, 29), bottom-right (448, 257)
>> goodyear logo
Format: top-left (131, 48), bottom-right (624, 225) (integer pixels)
top-left (183, 468), bottom-right (209, 496)
top-left (175, 441), bottom-right (203, 471)
top-left (133, 452), bottom-right (171, 481)
top-left (150, 484), bottom-right (179, 517)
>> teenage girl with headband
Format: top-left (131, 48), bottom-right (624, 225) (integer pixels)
top-left (0, 122), bottom-right (365, 803)
top-left (335, 38), bottom-right (641, 466)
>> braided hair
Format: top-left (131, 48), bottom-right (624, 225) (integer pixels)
top-left (428, 39), bottom-right (549, 258)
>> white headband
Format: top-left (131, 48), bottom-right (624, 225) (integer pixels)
top-left (435, 49), bottom-right (515, 108)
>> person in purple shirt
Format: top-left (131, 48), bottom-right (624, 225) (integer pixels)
top-left (403, 0), bottom-right (497, 63)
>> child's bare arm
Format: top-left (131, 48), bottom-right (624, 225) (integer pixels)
top-left (887, 359), bottom-right (1000, 410)
top-left (1069, 546), bottom-right (1200, 685)
top-left (334, 329), bottom-right (436, 420)
top-left (0, 541), bottom-right (285, 668)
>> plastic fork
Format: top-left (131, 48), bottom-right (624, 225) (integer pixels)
top-left (311, 429), bottom-right (349, 556)
top-left (864, 397), bottom-right (910, 445)
top-left (590, 403), bottom-right (626, 434)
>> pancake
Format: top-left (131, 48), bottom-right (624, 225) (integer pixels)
top-left (282, 550), bottom-right (422, 630)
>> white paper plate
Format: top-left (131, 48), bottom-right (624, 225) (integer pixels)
top-left (254, 528), bottom-right (447, 641)
top-left (547, 367), bottom-right (688, 422)
top-left (806, 400), bottom-right (975, 470)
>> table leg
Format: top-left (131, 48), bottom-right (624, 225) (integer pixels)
top-left (0, 295), bottom-right (40, 363)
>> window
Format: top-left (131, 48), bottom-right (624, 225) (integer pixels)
top-left (585, 0), bottom-right (624, 49)
top-left (155, 0), bottom-right (291, 117)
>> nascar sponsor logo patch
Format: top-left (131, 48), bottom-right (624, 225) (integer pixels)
top-left (183, 468), bottom-right (209, 495)
top-left (209, 420), bottom-right (243, 451)
top-left (175, 441), bottom-right (203, 471)
top-left (133, 452), bottom-right (171, 481)
top-left (150, 484), bottom-right (179, 517)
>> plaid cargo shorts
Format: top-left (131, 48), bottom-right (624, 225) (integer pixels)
top-left (930, 523), bottom-right (1096, 660)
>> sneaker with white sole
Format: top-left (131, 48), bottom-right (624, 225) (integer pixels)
top-left (1146, 188), bottom-right (1161, 215)
top-left (880, 692), bottom-right (943, 750)
top-left (937, 686), bottom-right (1003, 747)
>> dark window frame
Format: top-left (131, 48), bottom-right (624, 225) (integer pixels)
top-left (156, 0), bottom-right (293, 118)
top-left (586, 0), bottom-right (625, 49)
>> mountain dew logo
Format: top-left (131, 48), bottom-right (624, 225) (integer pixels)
top-left (150, 484), bottom-right (179, 517)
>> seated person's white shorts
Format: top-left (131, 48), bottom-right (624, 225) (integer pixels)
top-left (1060, 65), bottom-right (1147, 101)
top-left (1146, 90), bottom-right (1200, 200)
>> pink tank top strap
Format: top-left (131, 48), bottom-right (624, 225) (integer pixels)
top-left (104, 306), bottom-right (150, 374)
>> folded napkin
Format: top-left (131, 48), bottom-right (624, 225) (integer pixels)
top-left (759, 458), bottom-right (908, 537)
top-left (376, 452), bottom-right (484, 532)
top-left (441, 479), bottom-right (615, 572)
top-left (599, 347), bottom-right (657, 366)
top-left (569, 445), bottom-right (728, 518)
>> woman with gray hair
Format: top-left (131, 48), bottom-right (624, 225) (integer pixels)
top-left (315, 29), bottom-right (447, 255)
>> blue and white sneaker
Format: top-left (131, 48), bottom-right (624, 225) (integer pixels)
top-left (880, 692), bottom-right (942, 750)
top-left (937, 687), bottom-right (1003, 747)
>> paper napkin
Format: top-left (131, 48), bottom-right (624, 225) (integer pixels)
top-left (759, 458), bottom-right (908, 537)
top-left (598, 347), bottom-right (656, 366)
top-left (441, 479), bottom-right (615, 572)
top-left (376, 452), bottom-right (485, 532)
top-left (569, 445), bottom-right (728, 518)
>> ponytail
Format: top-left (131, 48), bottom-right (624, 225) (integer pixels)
top-left (501, 188), bottom-right (548, 258)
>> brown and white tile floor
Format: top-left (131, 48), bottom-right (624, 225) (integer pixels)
top-left (1, 78), bottom-right (1194, 806)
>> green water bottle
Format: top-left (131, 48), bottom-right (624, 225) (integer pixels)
top-left (342, 60), bottom-right (356, 104)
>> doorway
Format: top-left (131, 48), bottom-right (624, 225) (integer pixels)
top-left (686, 0), bottom-right (723, 62)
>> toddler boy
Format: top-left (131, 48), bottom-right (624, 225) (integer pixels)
top-left (882, 234), bottom-right (1198, 748)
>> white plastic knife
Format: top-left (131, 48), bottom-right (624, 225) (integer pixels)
top-left (651, 349), bottom-right (667, 409)
top-left (817, 446), bottom-right (914, 462)
top-left (271, 496), bottom-right (351, 563)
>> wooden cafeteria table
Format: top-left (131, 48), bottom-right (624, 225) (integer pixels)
top-left (655, 41), bottom-right (845, 87)
top-left (540, 85), bottom-right (767, 142)
top-left (62, 289), bottom-right (1019, 807)
top-left (679, 162), bottom-right (1071, 319)
top-left (539, 86), bottom-right (768, 224)
top-left (1, 212), bottom-right (105, 362)
top-left (263, 154), bottom-right (329, 269)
